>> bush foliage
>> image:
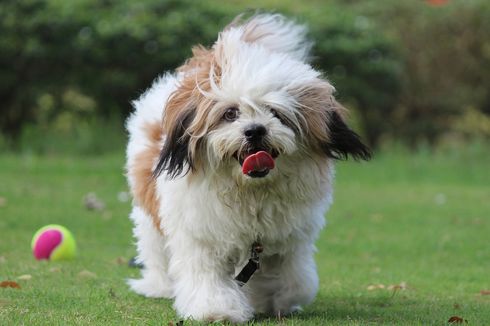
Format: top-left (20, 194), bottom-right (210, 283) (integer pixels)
top-left (354, 0), bottom-right (490, 145)
top-left (1, 0), bottom-right (489, 151)
top-left (0, 0), bottom-right (228, 142)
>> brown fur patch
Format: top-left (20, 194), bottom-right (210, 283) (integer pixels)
top-left (131, 45), bottom-right (218, 227)
top-left (292, 80), bottom-right (346, 150)
top-left (130, 122), bottom-right (163, 231)
top-left (162, 45), bottom-right (222, 172)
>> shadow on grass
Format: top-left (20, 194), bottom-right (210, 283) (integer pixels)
top-left (252, 294), bottom-right (445, 324)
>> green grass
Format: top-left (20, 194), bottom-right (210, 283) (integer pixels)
top-left (1, 148), bottom-right (489, 325)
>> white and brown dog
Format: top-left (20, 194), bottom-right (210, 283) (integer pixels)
top-left (126, 13), bottom-right (370, 322)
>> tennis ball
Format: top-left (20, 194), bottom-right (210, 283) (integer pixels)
top-left (31, 225), bottom-right (76, 261)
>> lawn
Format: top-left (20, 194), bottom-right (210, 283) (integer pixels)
top-left (1, 147), bottom-right (489, 325)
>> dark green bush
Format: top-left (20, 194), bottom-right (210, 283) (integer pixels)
top-left (308, 9), bottom-right (402, 146)
top-left (2, 0), bottom-right (488, 153)
top-left (0, 0), bottom-right (229, 145)
top-left (0, 0), bottom-right (400, 151)
top-left (350, 0), bottom-right (490, 145)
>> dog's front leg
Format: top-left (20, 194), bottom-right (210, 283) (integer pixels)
top-left (271, 242), bottom-right (319, 316)
top-left (167, 234), bottom-right (254, 323)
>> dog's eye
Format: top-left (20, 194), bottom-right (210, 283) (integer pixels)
top-left (270, 108), bottom-right (279, 118)
top-left (223, 107), bottom-right (239, 122)
top-left (269, 107), bottom-right (299, 133)
top-left (270, 108), bottom-right (284, 122)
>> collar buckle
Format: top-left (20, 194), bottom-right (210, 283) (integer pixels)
top-left (234, 241), bottom-right (263, 287)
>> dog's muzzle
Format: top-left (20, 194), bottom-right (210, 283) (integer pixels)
top-left (233, 124), bottom-right (279, 178)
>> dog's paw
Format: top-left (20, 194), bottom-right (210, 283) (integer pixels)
top-left (175, 287), bottom-right (253, 323)
top-left (271, 283), bottom-right (315, 317)
top-left (127, 270), bottom-right (173, 298)
top-left (273, 304), bottom-right (302, 317)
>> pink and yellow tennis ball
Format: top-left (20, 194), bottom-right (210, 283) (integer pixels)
top-left (31, 225), bottom-right (76, 261)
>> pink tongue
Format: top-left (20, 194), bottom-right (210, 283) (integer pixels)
top-left (242, 151), bottom-right (275, 175)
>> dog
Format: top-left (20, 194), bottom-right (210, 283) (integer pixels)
top-left (125, 13), bottom-right (370, 322)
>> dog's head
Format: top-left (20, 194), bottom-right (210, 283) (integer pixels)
top-left (154, 14), bottom-right (371, 181)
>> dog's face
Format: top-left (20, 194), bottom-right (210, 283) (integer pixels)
top-left (154, 19), bottom-right (371, 181)
top-left (206, 102), bottom-right (296, 178)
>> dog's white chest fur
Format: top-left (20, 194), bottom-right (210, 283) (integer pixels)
top-left (157, 157), bottom-right (333, 261)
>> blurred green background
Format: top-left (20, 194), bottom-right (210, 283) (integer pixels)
top-left (1, 0), bottom-right (489, 154)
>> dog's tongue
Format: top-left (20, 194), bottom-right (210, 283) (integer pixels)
top-left (242, 151), bottom-right (275, 175)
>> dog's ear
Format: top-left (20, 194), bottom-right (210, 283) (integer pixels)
top-left (292, 80), bottom-right (371, 161)
top-left (322, 108), bottom-right (371, 161)
top-left (153, 108), bottom-right (196, 179)
top-left (153, 45), bottom-right (220, 179)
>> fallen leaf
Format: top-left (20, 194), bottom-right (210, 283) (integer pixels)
top-left (0, 256), bottom-right (6, 264)
top-left (0, 281), bottom-right (21, 289)
top-left (388, 282), bottom-right (407, 291)
top-left (0, 197), bottom-right (6, 207)
top-left (78, 270), bottom-right (97, 279)
top-left (17, 274), bottom-right (32, 281)
top-left (453, 303), bottom-right (461, 309)
top-left (49, 267), bottom-right (61, 273)
top-left (168, 321), bottom-right (183, 326)
top-left (113, 257), bottom-right (127, 265)
top-left (480, 290), bottom-right (490, 296)
top-left (448, 316), bottom-right (467, 323)
top-left (367, 284), bottom-right (385, 290)
top-left (168, 321), bottom-right (184, 326)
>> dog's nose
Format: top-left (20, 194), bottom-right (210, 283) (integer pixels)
top-left (244, 124), bottom-right (267, 142)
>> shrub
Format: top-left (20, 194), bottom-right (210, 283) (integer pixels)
top-left (308, 9), bottom-right (402, 146)
top-left (1, 0), bottom-right (400, 151)
top-left (0, 0), bottom-right (229, 144)
top-left (3, 0), bottom-right (488, 152)
top-left (351, 0), bottom-right (490, 145)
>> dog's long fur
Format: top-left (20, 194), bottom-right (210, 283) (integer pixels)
top-left (126, 14), bottom-right (370, 322)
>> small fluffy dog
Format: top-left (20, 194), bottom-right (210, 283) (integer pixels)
top-left (126, 13), bottom-right (370, 322)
